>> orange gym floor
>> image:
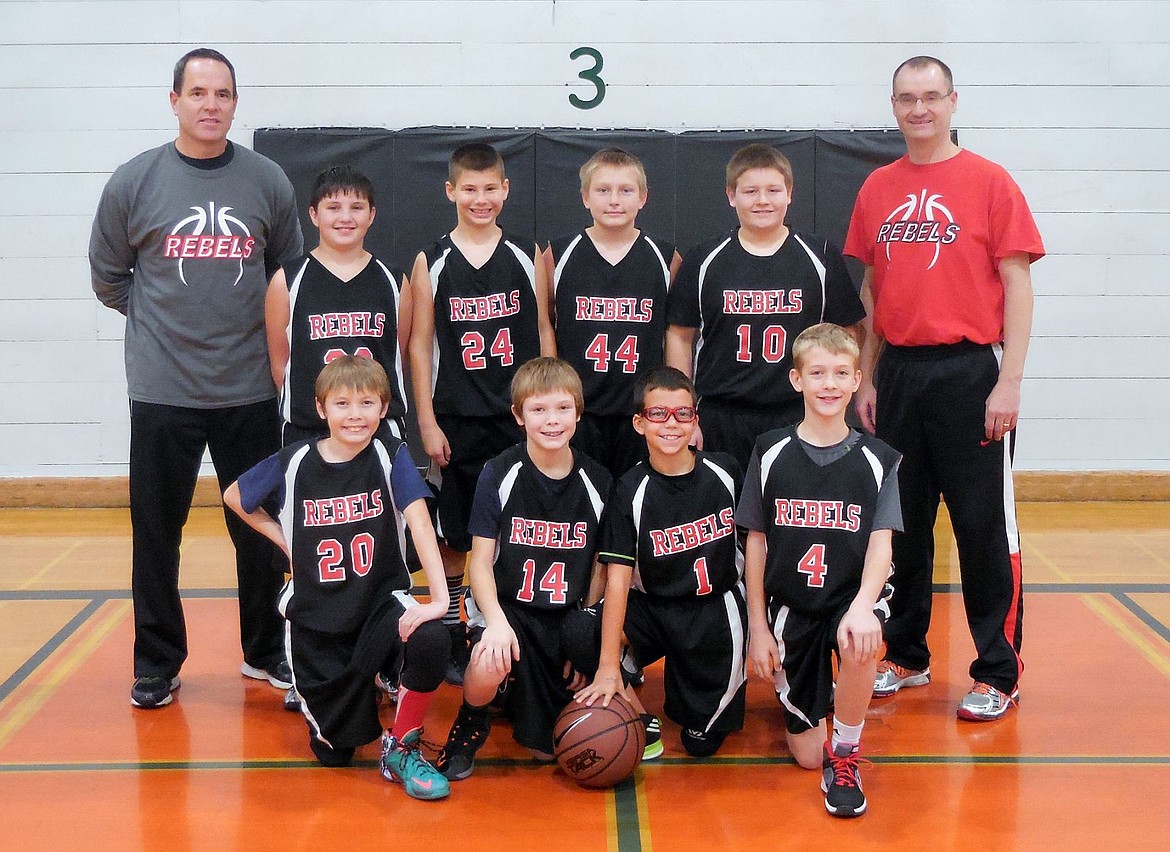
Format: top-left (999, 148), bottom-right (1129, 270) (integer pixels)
top-left (1, 504), bottom-right (1168, 850)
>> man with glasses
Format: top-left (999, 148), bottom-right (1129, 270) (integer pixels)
top-left (844, 56), bottom-right (1045, 721)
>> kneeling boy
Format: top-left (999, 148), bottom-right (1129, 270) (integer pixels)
top-left (435, 358), bottom-right (611, 780)
top-left (576, 366), bottom-right (747, 758)
top-left (225, 356), bottom-right (451, 801)
top-left (739, 324), bottom-right (902, 818)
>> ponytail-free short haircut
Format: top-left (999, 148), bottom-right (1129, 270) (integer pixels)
top-left (892, 55), bottom-right (954, 93)
top-left (314, 355), bottom-right (391, 407)
top-left (510, 357), bottom-right (584, 415)
top-left (791, 323), bottom-right (860, 372)
top-left (173, 47), bottom-right (237, 95)
top-left (725, 143), bottom-right (794, 192)
top-left (635, 366), bottom-right (696, 410)
top-left (448, 143), bottom-right (506, 185)
top-left (310, 165), bottom-right (376, 209)
top-left (579, 147), bottom-right (648, 194)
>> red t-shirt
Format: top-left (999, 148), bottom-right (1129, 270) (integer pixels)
top-left (844, 149), bottom-right (1045, 347)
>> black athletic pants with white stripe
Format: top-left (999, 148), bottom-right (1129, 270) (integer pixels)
top-left (875, 342), bottom-right (1024, 694)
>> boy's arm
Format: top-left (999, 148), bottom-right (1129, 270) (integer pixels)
top-left (533, 245), bottom-right (556, 356)
top-left (407, 251), bottom-right (450, 466)
top-left (745, 529), bottom-right (779, 680)
top-left (575, 561), bottom-right (632, 707)
top-left (541, 244), bottom-right (558, 326)
top-left (264, 268), bottom-right (290, 391)
top-left (224, 481), bottom-right (290, 559)
top-left (668, 250), bottom-right (683, 283)
top-left (466, 535), bottom-right (520, 673)
top-left (396, 498), bottom-right (451, 640)
top-left (837, 527), bottom-right (892, 666)
top-left (397, 271), bottom-right (412, 358)
top-left (855, 266), bottom-right (882, 434)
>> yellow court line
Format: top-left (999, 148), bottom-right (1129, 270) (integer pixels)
top-left (1124, 534), bottom-right (1170, 572)
top-left (0, 600), bottom-right (131, 749)
top-left (19, 540), bottom-right (84, 590)
top-left (1082, 594), bottom-right (1170, 681)
top-left (605, 784), bottom-right (619, 852)
top-left (634, 771), bottom-right (654, 852)
top-left (1020, 539), bottom-right (1073, 583)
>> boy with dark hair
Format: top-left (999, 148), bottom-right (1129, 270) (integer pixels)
top-left (543, 147), bottom-right (681, 477)
top-left (739, 323), bottom-right (902, 818)
top-left (666, 143), bottom-right (865, 469)
top-left (576, 366), bottom-right (747, 758)
top-left (434, 358), bottom-right (610, 781)
top-left (224, 356), bottom-right (451, 800)
top-left (409, 142), bottom-right (555, 685)
top-left (267, 165), bottom-right (411, 446)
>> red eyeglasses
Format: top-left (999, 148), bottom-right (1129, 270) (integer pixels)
top-left (639, 405), bottom-right (698, 423)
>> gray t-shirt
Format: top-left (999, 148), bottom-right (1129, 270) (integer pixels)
top-left (90, 142), bottom-right (303, 407)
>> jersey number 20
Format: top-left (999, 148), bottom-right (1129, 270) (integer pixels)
top-left (317, 533), bottom-right (375, 582)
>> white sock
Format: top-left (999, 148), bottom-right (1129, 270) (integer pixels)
top-left (832, 719), bottom-right (864, 753)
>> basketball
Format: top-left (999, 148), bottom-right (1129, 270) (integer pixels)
top-left (553, 694), bottom-right (646, 788)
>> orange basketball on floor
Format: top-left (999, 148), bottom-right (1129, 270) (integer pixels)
top-left (553, 694), bottom-right (646, 788)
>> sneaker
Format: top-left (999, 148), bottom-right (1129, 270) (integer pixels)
top-left (283, 687), bottom-right (301, 712)
top-left (821, 742), bottom-right (868, 818)
top-left (130, 675), bottom-right (180, 709)
top-left (641, 714), bottom-right (664, 761)
top-left (957, 681), bottom-right (1020, 721)
top-left (872, 660), bottom-right (930, 698)
top-left (680, 727), bottom-right (728, 758)
top-left (621, 647), bottom-right (645, 687)
top-left (375, 671), bottom-right (399, 705)
top-left (241, 659), bottom-right (293, 690)
top-left (381, 729), bottom-right (450, 800)
top-left (444, 622), bottom-right (469, 686)
top-left (435, 704), bottom-right (492, 781)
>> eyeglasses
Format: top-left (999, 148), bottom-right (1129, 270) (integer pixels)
top-left (639, 405), bottom-right (697, 423)
top-left (893, 91), bottom-right (952, 108)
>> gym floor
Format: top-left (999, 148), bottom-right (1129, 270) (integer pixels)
top-left (1, 503), bottom-right (1167, 850)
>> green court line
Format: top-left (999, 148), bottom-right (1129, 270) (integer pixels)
top-left (2, 754), bottom-right (1167, 773)
top-left (0, 599), bottom-right (103, 704)
top-left (611, 777), bottom-right (643, 852)
top-left (1115, 593), bottom-right (1170, 644)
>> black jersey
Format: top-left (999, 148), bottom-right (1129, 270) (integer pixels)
top-left (424, 233), bottom-right (542, 417)
top-left (468, 444), bottom-right (611, 611)
top-left (279, 253), bottom-right (407, 431)
top-left (599, 451), bottom-right (744, 598)
top-left (667, 229), bottom-right (864, 407)
top-left (549, 231), bottom-right (673, 415)
top-left (753, 426), bottom-right (900, 614)
top-left (237, 437), bottom-right (428, 634)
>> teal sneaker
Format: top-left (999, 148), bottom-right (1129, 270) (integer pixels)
top-left (380, 729), bottom-right (450, 800)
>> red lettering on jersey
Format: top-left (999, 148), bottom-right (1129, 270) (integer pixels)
top-left (162, 235), bottom-right (255, 260)
top-left (307, 312), bottom-right (386, 340)
top-left (508, 518), bottom-right (588, 549)
top-left (573, 296), bottom-right (654, 323)
top-left (448, 290), bottom-right (522, 322)
top-left (721, 289), bottom-right (802, 315)
top-left (649, 509), bottom-right (735, 557)
top-left (773, 499), bottom-right (862, 532)
top-left (302, 489), bottom-right (386, 526)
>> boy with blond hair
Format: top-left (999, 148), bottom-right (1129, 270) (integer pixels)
top-left (409, 143), bottom-right (556, 684)
top-left (667, 144), bottom-right (865, 468)
top-left (544, 147), bottom-right (681, 477)
top-left (225, 356), bottom-right (451, 800)
top-left (738, 323), bottom-right (902, 818)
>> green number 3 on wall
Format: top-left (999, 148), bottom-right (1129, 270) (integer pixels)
top-left (569, 46), bottom-right (606, 110)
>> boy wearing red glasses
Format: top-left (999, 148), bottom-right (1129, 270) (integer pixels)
top-left (575, 366), bottom-right (747, 758)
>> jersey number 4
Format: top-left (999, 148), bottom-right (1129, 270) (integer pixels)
top-left (462, 328), bottom-right (514, 369)
top-left (585, 333), bottom-right (638, 373)
top-left (517, 559), bottom-right (569, 605)
top-left (797, 544), bottom-right (828, 588)
top-left (317, 533), bottom-right (375, 582)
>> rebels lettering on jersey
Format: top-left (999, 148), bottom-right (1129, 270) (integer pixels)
top-left (308, 312), bottom-right (386, 339)
top-left (509, 518), bottom-right (589, 549)
top-left (722, 289), bottom-right (802, 315)
top-left (163, 234), bottom-right (255, 260)
top-left (303, 490), bottom-right (385, 526)
top-left (875, 220), bottom-right (960, 246)
top-left (774, 499), bottom-right (861, 532)
top-left (649, 507), bottom-right (735, 557)
top-left (574, 296), bottom-right (654, 323)
top-left (448, 290), bottom-right (521, 322)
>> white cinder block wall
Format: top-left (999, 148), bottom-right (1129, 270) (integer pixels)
top-left (2, 0), bottom-right (1167, 476)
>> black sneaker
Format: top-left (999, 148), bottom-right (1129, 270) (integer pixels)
top-left (130, 675), bottom-right (180, 709)
top-left (435, 703), bottom-right (492, 781)
top-left (821, 742), bottom-right (868, 818)
top-left (641, 714), bottom-right (664, 761)
top-left (444, 622), bottom-right (470, 686)
top-left (680, 727), bottom-right (728, 758)
top-left (241, 659), bottom-right (293, 690)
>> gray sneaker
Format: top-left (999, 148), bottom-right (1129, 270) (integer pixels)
top-left (957, 681), bottom-right (1020, 721)
top-left (872, 660), bottom-right (930, 697)
top-left (130, 675), bottom-right (180, 709)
